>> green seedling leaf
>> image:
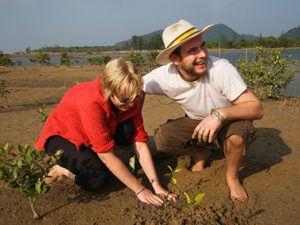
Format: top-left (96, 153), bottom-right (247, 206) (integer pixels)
top-left (164, 172), bottom-right (172, 177)
top-left (17, 160), bottom-right (23, 168)
top-left (194, 193), bottom-right (205, 205)
top-left (128, 155), bottom-right (135, 173)
top-left (35, 180), bottom-right (42, 194)
top-left (13, 168), bottom-right (18, 179)
top-left (4, 143), bottom-right (9, 151)
top-left (167, 165), bottom-right (173, 172)
top-left (173, 168), bottom-right (182, 174)
top-left (0, 149), bottom-right (5, 156)
top-left (184, 192), bottom-right (191, 205)
top-left (172, 177), bottom-right (177, 184)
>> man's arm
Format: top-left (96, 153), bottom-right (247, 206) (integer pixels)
top-left (192, 89), bottom-right (264, 143)
top-left (219, 89), bottom-right (264, 121)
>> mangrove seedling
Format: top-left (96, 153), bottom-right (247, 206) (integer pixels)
top-left (28, 98), bottom-right (49, 126)
top-left (0, 80), bottom-right (11, 109)
top-left (164, 165), bottom-right (182, 184)
top-left (0, 144), bottom-right (62, 219)
top-left (183, 192), bottom-right (205, 207)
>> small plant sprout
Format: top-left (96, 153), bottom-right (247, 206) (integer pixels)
top-left (0, 144), bottom-right (62, 219)
top-left (183, 192), bottom-right (205, 207)
top-left (28, 98), bottom-right (49, 126)
top-left (164, 165), bottom-right (182, 184)
top-left (0, 80), bottom-right (11, 109)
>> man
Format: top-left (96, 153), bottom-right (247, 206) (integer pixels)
top-left (142, 19), bottom-right (264, 201)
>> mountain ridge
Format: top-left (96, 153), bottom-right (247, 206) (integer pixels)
top-left (115, 23), bottom-right (299, 46)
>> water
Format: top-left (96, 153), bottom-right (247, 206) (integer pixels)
top-left (10, 49), bottom-right (300, 97)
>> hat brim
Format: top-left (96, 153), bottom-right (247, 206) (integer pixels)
top-left (156, 24), bottom-right (214, 65)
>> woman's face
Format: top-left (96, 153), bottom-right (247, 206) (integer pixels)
top-left (110, 95), bottom-right (135, 111)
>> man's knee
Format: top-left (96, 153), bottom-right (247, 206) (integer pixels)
top-left (224, 135), bottom-right (245, 154)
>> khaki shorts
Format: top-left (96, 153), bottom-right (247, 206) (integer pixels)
top-left (153, 117), bottom-right (256, 153)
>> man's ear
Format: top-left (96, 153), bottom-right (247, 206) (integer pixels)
top-left (169, 53), bottom-right (180, 66)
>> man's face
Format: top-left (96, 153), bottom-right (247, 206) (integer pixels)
top-left (172, 35), bottom-right (208, 79)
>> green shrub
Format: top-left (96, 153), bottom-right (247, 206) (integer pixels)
top-left (29, 53), bottom-right (50, 66)
top-left (86, 56), bottom-right (102, 65)
top-left (86, 55), bottom-right (111, 65)
top-left (0, 144), bottom-right (62, 219)
top-left (126, 52), bottom-right (144, 65)
top-left (60, 52), bottom-right (72, 67)
top-left (236, 46), bottom-right (297, 98)
top-left (146, 50), bottom-right (159, 63)
top-left (0, 80), bottom-right (11, 101)
top-left (0, 51), bottom-right (15, 66)
top-left (100, 55), bottom-right (111, 65)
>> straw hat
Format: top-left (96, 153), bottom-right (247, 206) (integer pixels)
top-left (156, 19), bottom-right (214, 65)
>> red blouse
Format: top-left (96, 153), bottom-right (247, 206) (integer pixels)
top-left (34, 77), bottom-right (148, 153)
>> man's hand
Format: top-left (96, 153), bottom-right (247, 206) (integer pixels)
top-left (192, 113), bottom-right (222, 143)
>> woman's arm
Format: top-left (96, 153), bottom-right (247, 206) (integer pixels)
top-left (97, 148), bottom-right (164, 206)
top-left (134, 142), bottom-right (177, 202)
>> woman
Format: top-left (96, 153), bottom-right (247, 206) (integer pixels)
top-left (35, 58), bottom-right (176, 206)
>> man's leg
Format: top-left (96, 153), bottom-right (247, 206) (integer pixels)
top-left (223, 134), bottom-right (248, 201)
top-left (154, 117), bottom-right (210, 171)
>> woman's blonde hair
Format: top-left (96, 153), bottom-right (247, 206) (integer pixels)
top-left (100, 58), bottom-right (143, 101)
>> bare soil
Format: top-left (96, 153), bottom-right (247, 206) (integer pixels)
top-left (0, 66), bottom-right (299, 225)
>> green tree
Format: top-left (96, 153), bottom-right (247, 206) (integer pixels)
top-left (131, 35), bottom-right (144, 50)
top-left (257, 33), bottom-right (265, 47)
top-left (26, 46), bottom-right (31, 54)
top-left (278, 34), bottom-right (289, 47)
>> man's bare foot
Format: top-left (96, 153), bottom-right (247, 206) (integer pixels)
top-left (191, 149), bottom-right (210, 172)
top-left (226, 176), bottom-right (248, 202)
top-left (44, 165), bottom-right (75, 184)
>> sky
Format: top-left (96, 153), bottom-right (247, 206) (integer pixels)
top-left (0, 0), bottom-right (300, 53)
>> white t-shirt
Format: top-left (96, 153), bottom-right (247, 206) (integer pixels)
top-left (143, 56), bottom-right (247, 120)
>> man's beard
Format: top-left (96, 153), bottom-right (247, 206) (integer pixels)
top-left (179, 58), bottom-right (207, 78)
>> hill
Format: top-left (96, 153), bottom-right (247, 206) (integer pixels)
top-left (203, 23), bottom-right (258, 42)
top-left (284, 26), bottom-right (300, 38)
top-left (114, 23), bottom-right (258, 46)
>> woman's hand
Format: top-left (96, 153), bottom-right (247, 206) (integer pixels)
top-left (154, 186), bottom-right (177, 203)
top-left (136, 187), bottom-right (165, 206)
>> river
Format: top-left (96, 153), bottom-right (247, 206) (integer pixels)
top-left (10, 49), bottom-right (300, 97)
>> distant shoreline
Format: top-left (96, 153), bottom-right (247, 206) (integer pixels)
top-left (8, 47), bottom-right (300, 58)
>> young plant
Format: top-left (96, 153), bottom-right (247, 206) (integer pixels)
top-left (164, 165), bottom-right (182, 184)
top-left (0, 144), bottom-right (62, 219)
top-left (0, 80), bottom-right (11, 109)
top-left (183, 192), bottom-right (205, 207)
top-left (29, 98), bottom-right (49, 126)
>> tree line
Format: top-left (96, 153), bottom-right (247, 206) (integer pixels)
top-left (24, 34), bottom-right (300, 54)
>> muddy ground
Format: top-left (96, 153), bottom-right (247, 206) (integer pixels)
top-left (0, 66), bottom-right (299, 225)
